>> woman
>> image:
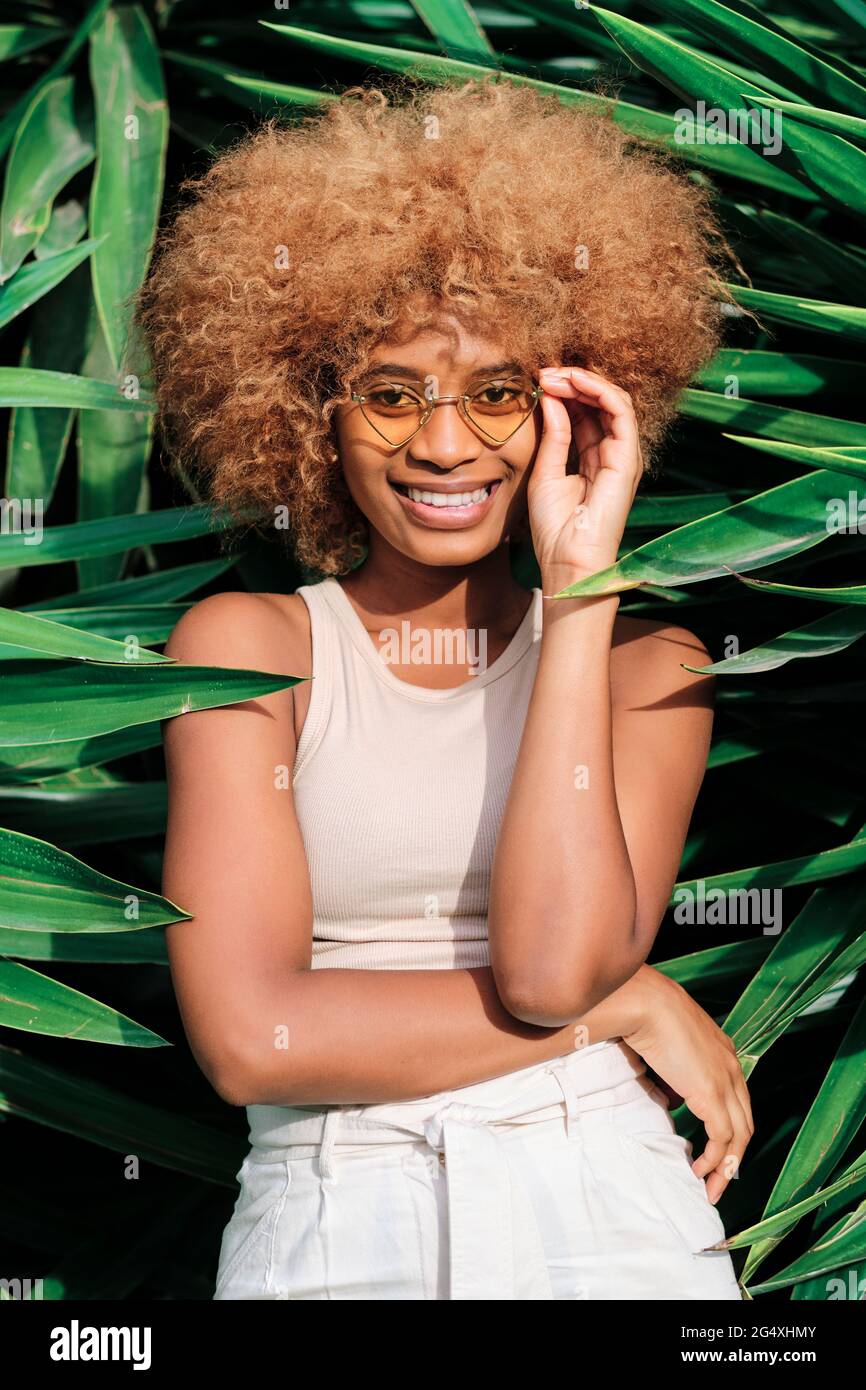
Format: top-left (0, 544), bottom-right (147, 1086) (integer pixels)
top-left (137, 78), bottom-right (752, 1300)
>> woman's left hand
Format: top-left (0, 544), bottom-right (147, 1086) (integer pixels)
top-left (527, 365), bottom-right (644, 592)
top-left (621, 970), bottom-right (754, 1206)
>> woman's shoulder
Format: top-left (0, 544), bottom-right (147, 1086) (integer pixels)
top-left (610, 612), bottom-right (714, 707)
top-left (162, 588), bottom-right (312, 679)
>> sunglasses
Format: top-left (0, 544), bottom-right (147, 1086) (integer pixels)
top-left (350, 373), bottom-right (544, 448)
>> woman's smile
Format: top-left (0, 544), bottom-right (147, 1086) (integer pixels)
top-left (389, 477), bottom-right (504, 528)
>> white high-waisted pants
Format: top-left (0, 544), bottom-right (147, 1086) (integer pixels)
top-left (213, 1038), bottom-right (743, 1301)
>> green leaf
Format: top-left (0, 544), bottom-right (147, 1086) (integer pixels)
top-left (0, 235), bottom-right (107, 331)
top-left (737, 208), bottom-right (866, 307)
top-left (0, 723), bottom-right (164, 786)
top-left (33, 197), bottom-right (87, 259)
top-left (654, 937), bottom-right (772, 988)
top-left (0, 0), bottom-right (111, 162)
top-left (0, 1044), bottom-right (242, 1185)
top-left (22, 556), bottom-right (235, 610)
top-left (409, 0), bottom-right (495, 63)
top-left (707, 726), bottom-right (795, 767)
top-left (747, 1197), bottom-right (866, 1295)
top-left (728, 574), bottom-right (866, 605)
top-left (0, 365), bottom-right (154, 410)
top-left (628, 491), bottom-right (750, 528)
top-left (9, 603), bottom-right (190, 649)
top-left (742, 999), bottom-right (866, 1281)
top-left (76, 304), bottom-right (154, 588)
top-left (0, 922), bottom-right (167, 962)
top-left (723, 434), bottom-right (866, 480)
top-left (259, 20), bottom-right (817, 197)
top-left (0, 660), bottom-right (303, 745)
top-left (679, 388), bottom-right (866, 445)
top-left (163, 51), bottom-right (338, 113)
top-left (0, 25), bottom-right (67, 64)
top-left (0, 780), bottom-right (168, 846)
top-left (499, 0), bottom-right (623, 62)
top-left (88, 4), bottom-right (168, 373)
top-left (5, 264), bottom-right (91, 508)
top-left (590, 6), bottom-right (866, 212)
top-left (725, 866), bottom-right (866, 1061)
top-left (728, 284), bottom-right (866, 342)
top-left (0, 76), bottom-right (95, 282)
top-left (749, 92), bottom-right (866, 142)
top-left (672, 833), bottom-right (866, 903)
top-left (0, 959), bottom-right (167, 1045)
top-left (557, 469), bottom-right (842, 596)
top-left (824, 0), bottom-right (866, 42)
top-left (637, 0), bottom-right (866, 113)
top-left (687, 605), bottom-right (866, 673)
top-left (0, 826), bottom-right (187, 933)
top-left (694, 349), bottom-right (864, 398)
top-left (0, 605), bottom-right (171, 662)
top-left (721, 1155), bottom-right (866, 1254)
top-left (0, 504), bottom-right (240, 572)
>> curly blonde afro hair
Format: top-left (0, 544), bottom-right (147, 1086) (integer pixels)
top-left (135, 77), bottom-right (732, 576)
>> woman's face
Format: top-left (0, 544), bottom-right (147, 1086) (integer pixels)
top-left (334, 313), bottom-right (543, 570)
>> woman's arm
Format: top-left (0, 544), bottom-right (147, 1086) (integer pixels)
top-left (160, 590), bottom-right (654, 1108)
top-left (488, 366), bottom-right (714, 1025)
top-left (488, 598), bottom-right (714, 1025)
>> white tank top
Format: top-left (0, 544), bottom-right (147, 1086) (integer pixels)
top-left (293, 578), bottom-right (544, 971)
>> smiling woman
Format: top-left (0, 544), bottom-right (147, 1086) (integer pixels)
top-left (332, 320), bottom-right (546, 556)
top-left (134, 75), bottom-right (752, 1302)
top-left (135, 77), bottom-right (732, 576)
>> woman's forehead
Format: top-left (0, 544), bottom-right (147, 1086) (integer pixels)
top-left (372, 301), bottom-right (511, 351)
top-left (367, 318), bottom-right (525, 374)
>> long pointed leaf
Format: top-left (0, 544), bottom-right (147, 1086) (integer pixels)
top-left (687, 605), bottom-right (866, 673)
top-left (88, 4), bottom-right (167, 372)
top-left (0, 76), bottom-right (94, 282)
top-left (558, 469), bottom-right (842, 596)
top-left (0, 959), bottom-right (167, 1045)
top-left (0, 660), bottom-right (303, 746)
top-left (0, 504), bottom-right (239, 571)
top-left (0, 605), bottom-right (171, 663)
top-left (0, 826), bottom-right (187, 932)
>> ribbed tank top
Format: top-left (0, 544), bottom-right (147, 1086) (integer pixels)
top-left (292, 577), bottom-right (544, 971)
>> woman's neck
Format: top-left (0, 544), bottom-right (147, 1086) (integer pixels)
top-left (338, 537), bottom-right (531, 637)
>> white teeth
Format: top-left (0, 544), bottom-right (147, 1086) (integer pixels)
top-left (405, 485), bottom-right (491, 507)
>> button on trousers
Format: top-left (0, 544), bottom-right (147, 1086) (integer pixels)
top-left (214, 1039), bottom-right (743, 1301)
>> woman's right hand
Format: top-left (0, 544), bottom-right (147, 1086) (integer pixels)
top-left (621, 967), bottom-right (754, 1205)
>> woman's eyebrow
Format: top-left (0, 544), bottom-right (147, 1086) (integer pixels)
top-left (362, 360), bottom-right (524, 380)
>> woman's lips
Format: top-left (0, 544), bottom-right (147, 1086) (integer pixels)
top-left (390, 480), bottom-right (502, 529)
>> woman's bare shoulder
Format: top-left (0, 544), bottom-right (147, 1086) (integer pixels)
top-left (610, 612), bottom-right (714, 708)
top-left (162, 589), bottom-right (312, 679)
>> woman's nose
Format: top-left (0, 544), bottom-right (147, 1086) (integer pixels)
top-left (407, 400), bottom-right (484, 467)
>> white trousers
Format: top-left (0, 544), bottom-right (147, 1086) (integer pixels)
top-left (214, 1039), bottom-right (743, 1301)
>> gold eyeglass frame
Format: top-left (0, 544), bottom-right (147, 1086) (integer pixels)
top-left (349, 375), bottom-right (545, 448)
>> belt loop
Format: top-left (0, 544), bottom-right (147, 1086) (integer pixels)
top-left (546, 1059), bottom-right (582, 1141)
top-left (319, 1108), bottom-right (341, 1180)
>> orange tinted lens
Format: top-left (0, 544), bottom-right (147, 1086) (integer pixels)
top-left (358, 384), bottom-right (425, 444)
top-left (465, 378), bottom-right (536, 441)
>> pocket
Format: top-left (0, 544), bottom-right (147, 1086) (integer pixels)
top-left (213, 1155), bottom-right (292, 1299)
top-left (616, 1129), bottom-right (729, 1258)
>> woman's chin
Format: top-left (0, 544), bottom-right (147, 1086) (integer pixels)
top-left (385, 525), bottom-right (505, 570)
